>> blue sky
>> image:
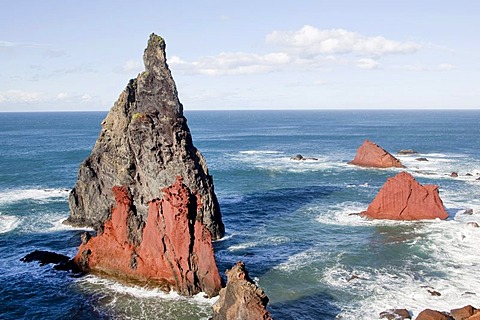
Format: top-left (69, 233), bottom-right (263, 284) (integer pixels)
top-left (1, 1), bottom-right (479, 111)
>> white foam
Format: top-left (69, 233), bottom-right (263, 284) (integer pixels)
top-left (79, 275), bottom-right (218, 304)
top-left (0, 188), bottom-right (69, 205)
top-left (233, 150), bottom-right (347, 173)
top-left (320, 215), bottom-right (480, 319)
top-left (0, 214), bottom-right (21, 233)
top-left (48, 217), bottom-right (94, 232)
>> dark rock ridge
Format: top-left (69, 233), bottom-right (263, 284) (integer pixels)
top-left (212, 261), bottom-right (272, 320)
top-left (361, 171), bottom-right (449, 220)
top-left (21, 250), bottom-right (80, 273)
top-left (66, 33), bottom-right (224, 241)
top-left (74, 177), bottom-right (222, 297)
top-left (349, 140), bottom-right (405, 168)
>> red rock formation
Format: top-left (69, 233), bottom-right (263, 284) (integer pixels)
top-left (349, 140), bottom-right (405, 168)
top-left (73, 176), bottom-right (222, 297)
top-left (361, 172), bottom-right (449, 220)
top-left (415, 309), bottom-right (453, 320)
top-left (212, 261), bottom-right (272, 320)
top-left (450, 305), bottom-right (477, 320)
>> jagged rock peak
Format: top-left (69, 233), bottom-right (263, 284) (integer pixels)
top-left (361, 171), bottom-right (449, 220)
top-left (66, 34), bottom-right (224, 241)
top-left (213, 261), bottom-right (272, 320)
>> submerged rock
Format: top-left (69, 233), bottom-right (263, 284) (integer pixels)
top-left (349, 140), bottom-right (405, 168)
top-left (66, 33), bottom-right (224, 241)
top-left (380, 309), bottom-right (411, 320)
top-left (291, 154), bottom-right (318, 161)
top-left (398, 149), bottom-right (418, 155)
top-left (361, 172), bottom-right (449, 220)
top-left (212, 261), bottom-right (272, 320)
top-left (73, 177), bottom-right (222, 297)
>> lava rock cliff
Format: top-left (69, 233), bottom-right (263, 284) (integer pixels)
top-left (67, 34), bottom-right (224, 241)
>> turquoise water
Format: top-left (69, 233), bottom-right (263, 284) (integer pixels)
top-left (0, 110), bottom-right (479, 319)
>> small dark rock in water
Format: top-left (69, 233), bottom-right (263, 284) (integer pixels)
top-left (427, 289), bottom-right (442, 296)
top-left (398, 149), bottom-right (418, 155)
top-left (466, 173), bottom-right (473, 176)
top-left (462, 209), bottom-right (474, 215)
top-left (379, 308), bottom-right (411, 319)
top-left (21, 250), bottom-right (70, 266)
top-left (415, 158), bottom-right (429, 162)
top-left (291, 154), bottom-right (318, 161)
top-left (451, 172), bottom-right (458, 177)
top-left (466, 222), bottom-right (479, 228)
top-left (21, 250), bottom-right (80, 273)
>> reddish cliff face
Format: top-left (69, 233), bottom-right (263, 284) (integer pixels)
top-left (361, 172), bottom-right (449, 220)
top-left (349, 140), bottom-right (405, 168)
top-left (212, 261), bottom-right (272, 320)
top-left (73, 177), bottom-right (222, 297)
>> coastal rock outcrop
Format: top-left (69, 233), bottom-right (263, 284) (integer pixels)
top-left (74, 177), bottom-right (222, 297)
top-left (349, 140), bottom-right (405, 168)
top-left (361, 172), bottom-right (449, 220)
top-left (212, 261), bottom-right (272, 320)
top-left (66, 33), bottom-right (224, 241)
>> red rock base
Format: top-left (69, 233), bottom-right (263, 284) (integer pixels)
top-left (73, 176), bottom-right (222, 297)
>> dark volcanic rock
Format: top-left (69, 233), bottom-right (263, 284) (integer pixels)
top-left (398, 149), bottom-right (418, 155)
top-left (21, 250), bottom-right (80, 272)
top-left (73, 177), bottom-right (222, 297)
top-left (349, 140), bottom-right (405, 168)
top-left (416, 158), bottom-right (429, 162)
top-left (212, 261), bottom-right (272, 320)
top-left (66, 34), bottom-right (224, 241)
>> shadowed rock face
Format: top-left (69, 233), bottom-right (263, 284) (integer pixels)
top-left (361, 171), bottom-right (449, 220)
top-left (74, 177), bottom-right (222, 297)
top-left (213, 261), bottom-right (272, 320)
top-left (349, 140), bottom-right (405, 168)
top-left (66, 33), bottom-right (224, 241)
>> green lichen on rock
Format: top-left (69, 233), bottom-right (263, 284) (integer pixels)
top-left (131, 112), bottom-right (143, 122)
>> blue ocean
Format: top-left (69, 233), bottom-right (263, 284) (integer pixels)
top-left (1, 110), bottom-right (479, 319)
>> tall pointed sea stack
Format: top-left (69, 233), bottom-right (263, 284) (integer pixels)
top-left (67, 34), bottom-right (224, 241)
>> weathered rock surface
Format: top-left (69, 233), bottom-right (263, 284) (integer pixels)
top-left (361, 172), bottom-right (449, 220)
top-left (74, 177), bottom-right (222, 297)
top-left (66, 33), bottom-right (224, 241)
top-left (349, 140), bottom-right (405, 168)
top-left (212, 261), bottom-right (272, 320)
top-left (380, 308), bottom-right (412, 319)
top-left (450, 305), bottom-right (477, 320)
top-left (415, 309), bottom-right (453, 320)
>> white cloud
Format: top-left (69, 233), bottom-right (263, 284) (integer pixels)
top-left (169, 25), bottom-right (421, 76)
top-left (266, 25), bottom-right (420, 57)
top-left (437, 63), bottom-right (456, 71)
top-left (357, 58), bottom-right (380, 69)
top-left (171, 52), bottom-right (292, 76)
top-left (393, 63), bottom-right (456, 72)
top-left (0, 90), bottom-right (43, 103)
top-left (57, 92), bottom-right (69, 99)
